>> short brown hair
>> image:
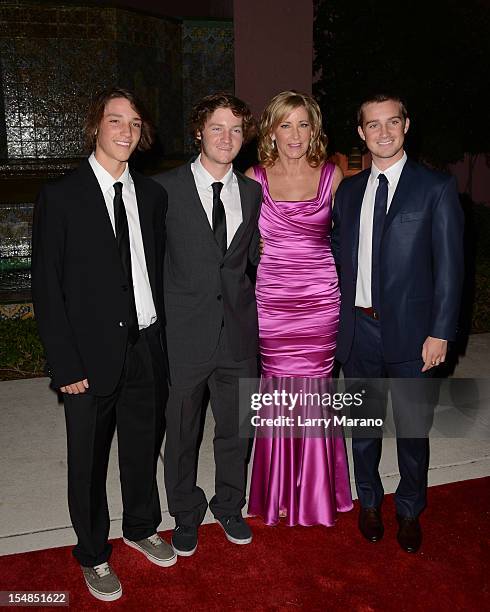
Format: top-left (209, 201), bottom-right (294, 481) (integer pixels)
top-left (258, 91), bottom-right (327, 167)
top-left (83, 86), bottom-right (155, 152)
top-left (357, 93), bottom-right (408, 126)
top-left (189, 92), bottom-right (256, 147)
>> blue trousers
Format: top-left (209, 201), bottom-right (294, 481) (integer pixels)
top-left (342, 309), bottom-right (432, 518)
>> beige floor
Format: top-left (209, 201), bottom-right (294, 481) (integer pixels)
top-left (1, 335), bottom-right (489, 557)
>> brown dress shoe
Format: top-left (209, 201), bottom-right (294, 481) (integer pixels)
top-left (396, 515), bottom-right (422, 553)
top-left (358, 507), bottom-right (384, 542)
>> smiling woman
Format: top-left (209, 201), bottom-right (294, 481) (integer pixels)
top-left (245, 91), bottom-right (353, 528)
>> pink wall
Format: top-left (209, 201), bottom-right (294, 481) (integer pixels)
top-left (233, 0), bottom-right (313, 117)
top-left (449, 154), bottom-right (490, 204)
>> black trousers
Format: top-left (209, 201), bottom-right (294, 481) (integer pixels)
top-left (164, 327), bottom-right (258, 527)
top-left (342, 310), bottom-right (431, 518)
top-left (63, 324), bottom-right (168, 567)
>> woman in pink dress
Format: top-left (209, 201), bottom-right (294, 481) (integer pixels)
top-left (246, 91), bottom-right (353, 526)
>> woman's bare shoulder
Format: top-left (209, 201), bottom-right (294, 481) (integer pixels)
top-left (331, 164), bottom-right (344, 196)
top-left (245, 166), bottom-right (259, 181)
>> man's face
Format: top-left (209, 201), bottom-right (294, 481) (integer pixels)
top-left (95, 97), bottom-right (142, 167)
top-left (358, 99), bottom-right (410, 167)
top-left (198, 107), bottom-right (244, 170)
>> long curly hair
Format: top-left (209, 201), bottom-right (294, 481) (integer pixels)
top-left (258, 91), bottom-right (327, 167)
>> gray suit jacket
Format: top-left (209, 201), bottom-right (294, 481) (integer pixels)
top-left (153, 161), bottom-right (262, 368)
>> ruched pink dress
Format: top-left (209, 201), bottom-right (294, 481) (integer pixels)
top-left (248, 162), bottom-right (353, 526)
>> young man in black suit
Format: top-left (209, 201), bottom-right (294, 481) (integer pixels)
top-left (32, 87), bottom-right (175, 601)
top-left (153, 93), bottom-right (262, 556)
top-left (332, 94), bottom-right (464, 553)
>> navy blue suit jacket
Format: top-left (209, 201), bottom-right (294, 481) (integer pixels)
top-left (332, 158), bottom-right (464, 364)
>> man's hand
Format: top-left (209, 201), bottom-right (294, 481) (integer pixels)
top-left (421, 337), bottom-right (448, 372)
top-left (259, 238), bottom-right (265, 256)
top-left (61, 379), bottom-right (89, 394)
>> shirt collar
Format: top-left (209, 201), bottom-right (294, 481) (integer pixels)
top-left (370, 151), bottom-right (407, 185)
top-left (192, 154), bottom-right (234, 191)
top-left (88, 153), bottom-right (131, 195)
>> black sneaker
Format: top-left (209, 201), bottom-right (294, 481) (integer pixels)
top-left (216, 516), bottom-right (252, 545)
top-left (171, 525), bottom-right (198, 556)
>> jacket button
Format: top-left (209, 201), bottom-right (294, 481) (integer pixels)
top-left (122, 284), bottom-right (128, 291)
top-left (119, 321), bottom-right (127, 327)
top-left (217, 294), bottom-right (222, 301)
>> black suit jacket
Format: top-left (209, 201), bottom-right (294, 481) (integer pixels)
top-left (332, 158), bottom-right (464, 364)
top-left (153, 161), bottom-right (262, 368)
top-left (31, 158), bottom-right (168, 396)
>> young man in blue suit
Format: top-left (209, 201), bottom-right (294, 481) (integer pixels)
top-left (332, 94), bottom-right (464, 552)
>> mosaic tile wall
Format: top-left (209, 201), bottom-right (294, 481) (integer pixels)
top-left (0, 2), bottom-right (182, 160)
top-left (0, 201), bottom-right (32, 298)
top-left (182, 20), bottom-right (234, 153)
top-left (1, 5), bottom-right (115, 160)
top-left (0, 301), bottom-right (34, 319)
top-left (115, 9), bottom-right (183, 157)
top-left (0, 202), bottom-right (32, 259)
top-left (0, 3), bottom-right (235, 308)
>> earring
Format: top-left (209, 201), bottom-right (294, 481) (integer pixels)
top-left (271, 137), bottom-right (276, 148)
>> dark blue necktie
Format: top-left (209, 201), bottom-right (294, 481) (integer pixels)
top-left (212, 181), bottom-right (227, 256)
top-left (113, 182), bottom-right (139, 344)
top-left (371, 173), bottom-right (388, 312)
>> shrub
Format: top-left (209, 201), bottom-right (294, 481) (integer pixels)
top-left (0, 318), bottom-right (45, 380)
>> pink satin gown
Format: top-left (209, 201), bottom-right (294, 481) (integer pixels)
top-left (248, 162), bottom-right (353, 526)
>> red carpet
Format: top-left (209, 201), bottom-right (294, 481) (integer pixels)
top-left (1, 477), bottom-right (489, 611)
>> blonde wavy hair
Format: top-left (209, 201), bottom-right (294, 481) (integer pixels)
top-left (258, 91), bottom-right (327, 167)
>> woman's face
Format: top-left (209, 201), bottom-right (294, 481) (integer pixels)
top-left (271, 105), bottom-right (312, 161)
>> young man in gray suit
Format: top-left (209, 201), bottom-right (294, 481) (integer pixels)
top-left (154, 93), bottom-right (261, 555)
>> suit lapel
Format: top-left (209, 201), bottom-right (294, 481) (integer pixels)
top-left (225, 171), bottom-right (251, 259)
top-left (383, 158), bottom-right (416, 234)
top-left (77, 159), bottom-right (121, 257)
top-left (131, 170), bottom-right (157, 299)
top-left (180, 163), bottom-right (223, 256)
top-left (348, 171), bottom-right (370, 271)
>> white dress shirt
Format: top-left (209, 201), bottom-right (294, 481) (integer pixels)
top-left (355, 152), bottom-right (407, 307)
top-left (191, 155), bottom-right (243, 247)
top-left (88, 153), bottom-right (157, 328)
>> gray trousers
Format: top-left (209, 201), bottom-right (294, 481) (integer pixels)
top-left (164, 326), bottom-right (258, 526)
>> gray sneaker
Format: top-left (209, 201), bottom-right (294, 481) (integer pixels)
top-left (81, 562), bottom-right (122, 602)
top-left (123, 533), bottom-right (177, 567)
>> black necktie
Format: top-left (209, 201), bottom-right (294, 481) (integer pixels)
top-left (113, 182), bottom-right (139, 344)
top-left (371, 173), bottom-right (388, 312)
top-left (212, 181), bottom-right (227, 256)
